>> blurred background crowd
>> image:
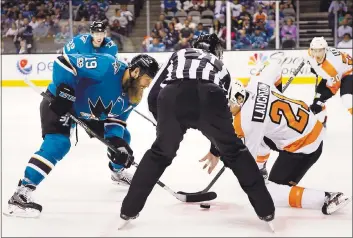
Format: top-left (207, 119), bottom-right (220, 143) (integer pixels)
top-left (1, 0), bottom-right (352, 54)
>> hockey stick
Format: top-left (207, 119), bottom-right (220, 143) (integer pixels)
top-left (24, 78), bottom-right (216, 203)
top-left (282, 61), bottom-right (305, 92)
top-left (133, 109), bottom-right (157, 127)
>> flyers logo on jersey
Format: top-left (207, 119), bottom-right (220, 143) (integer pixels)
top-left (252, 82), bottom-right (270, 123)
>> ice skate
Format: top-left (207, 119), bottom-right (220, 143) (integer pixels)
top-left (4, 180), bottom-right (42, 218)
top-left (118, 213), bottom-right (139, 230)
top-left (109, 163), bottom-right (133, 186)
top-left (322, 192), bottom-right (351, 215)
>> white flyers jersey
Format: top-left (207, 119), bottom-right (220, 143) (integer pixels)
top-left (233, 76), bottom-right (325, 160)
top-left (307, 47), bottom-right (353, 94)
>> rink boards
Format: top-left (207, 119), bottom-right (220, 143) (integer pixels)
top-left (1, 49), bottom-right (352, 87)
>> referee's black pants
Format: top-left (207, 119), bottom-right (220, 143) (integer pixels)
top-left (121, 80), bottom-right (275, 218)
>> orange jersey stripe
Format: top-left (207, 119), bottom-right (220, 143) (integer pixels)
top-left (289, 186), bottom-right (305, 208)
top-left (233, 112), bottom-right (245, 138)
top-left (322, 59), bottom-right (338, 77)
top-left (284, 121), bottom-right (323, 153)
top-left (256, 154), bottom-right (270, 163)
top-left (321, 59), bottom-right (341, 94)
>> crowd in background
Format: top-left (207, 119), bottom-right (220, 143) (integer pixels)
top-left (1, 0), bottom-right (352, 54)
top-left (143, 0), bottom-right (298, 52)
top-left (327, 0), bottom-right (353, 48)
top-left (1, 0), bottom-right (142, 53)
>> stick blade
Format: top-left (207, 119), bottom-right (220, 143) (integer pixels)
top-left (177, 191), bottom-right (217, 202)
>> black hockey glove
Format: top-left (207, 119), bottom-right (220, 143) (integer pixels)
top-left (107, 137), bottom-right (134, 168)
top-left (310, 98), bottom-right (325, 114)
top-left (210, 143), bottom-right (221, 157)
top-left (49, 83), bottom-right (76, 116)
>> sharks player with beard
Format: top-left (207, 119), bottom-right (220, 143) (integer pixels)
top-left (5, 53), bottom-right (159, 218)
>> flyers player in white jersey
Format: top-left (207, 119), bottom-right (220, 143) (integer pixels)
top-left (306, 37), bottom-right (352, 125)
top-left (200, 58), bottom-right (351, 215)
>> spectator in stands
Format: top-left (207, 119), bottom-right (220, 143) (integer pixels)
top-left (282, 2), bottom-right (296, 21)
top-left (185, 15), bottom-right (197, 29)
top-left (18, 17), bottom-right (33, 53)
top-left (5, 22), bottom-right (19, 40)
top-left (338, 18), bottom-right (353, 39)
top-left (214, 0), bottom-right (227, 20)
top-left (329, 0), bottom-right (348, 13)
top-left (281, 18), bottom-right (297, 49)
top-left (238, 5), bottom-right (253, 23)
top-left (193, 23), bottom-right (208, 39)
top-left (328, 0), bottom-right (348, 36)
top-left (171, 17), bottom-right (183, 31)
top-left (29, 16), bottom-right (39, 30)
top-left (204, 0), bottom-right (216, 10)
top-left (165, 22), bottom-right (179, 49)
top-left (234, 29), bottom-right (251, 49)
top-left (98, 0), bottom-right (109, 13)
top-left (253, 6), bottom-right (267, 23)
top-left (33, 17), bottom-right (50, 38)
top-left (179, 19), bottom-right (194, 42)
top-left (110, 9), bottom-right (128, 30)
top-left (337, 32), bottom-right (352, 48)
top-left (174, 37), bottom-right (191, 50)
top-left (241, 17), bottom-right (253, 35)
top-left (54, 25), bottom-right (70, 44)
top-left (15, 13), bottom-right (25, 28)
top-left (251, 26), bottom-right (268, 49)
top-left (152, 21), bottom-right (168, 38)
top-left (147, 37), bottom-right (166, 52)
top-left (106, 25), bottom-right (123, 50)
top-left (163, 0), bottom-right (181, 13)
top-left (18, 37), bottom-right (28, 54)
top-left (121, 5), bottom-right (133, 22)
top-left (159, 13), bottom-right (169, 29)
top-left (75, 4), bottom-right (89, 21)
top-left (183, 0), bottom-right (206, 12)
top-left (209, 19), bottom-right (222, 35)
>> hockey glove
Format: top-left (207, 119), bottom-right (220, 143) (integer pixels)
top-left (310, 98), bottom-right (325, 114)
top-left (107, 137), bottom-right (134, 168)
top-left (49, 83), bottom-right (76, 116)
top-left (210, 143), bottom-right (221, 157)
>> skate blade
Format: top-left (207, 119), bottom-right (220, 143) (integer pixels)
top-left (3, 204), bottom-right (41, 218)
top-left (111, 181), bottom-right (131, 187)
top-left (117, 219), bottom-right (130, 230)
top-left (327, 196), bottom-right (352, 214)
top-left (267, 221), bottom-right (275, 233)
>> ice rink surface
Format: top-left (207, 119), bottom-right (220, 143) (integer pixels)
top-left (1, 84), bottom-right (352, 237)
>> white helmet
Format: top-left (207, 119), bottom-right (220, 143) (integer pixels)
top-left (310, 37), bottom-right (328, 49)
top-left (228, 79), bottom-right (246, 107)
top-left (310, 37), bottom-right (328, 63)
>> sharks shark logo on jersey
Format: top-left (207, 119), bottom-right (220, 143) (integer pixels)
top-left (106, 40), bottom-right (116, 48)
top-left (87, 97), bottom-right (114, 120)
top-left (80, 35), bottom-right (89, 44)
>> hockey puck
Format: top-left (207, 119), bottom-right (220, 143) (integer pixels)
top-left (200, 203), bottom-right (211, 209)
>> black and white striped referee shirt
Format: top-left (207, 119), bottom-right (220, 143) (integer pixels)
top-left (148, 48), bottom-right (232, 119)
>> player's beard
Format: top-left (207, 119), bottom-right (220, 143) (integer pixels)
top-left (127, 78), bottom-right (143, 104)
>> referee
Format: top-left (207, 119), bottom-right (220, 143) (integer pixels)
top-left (120, 34), bottom-right (275, 226)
